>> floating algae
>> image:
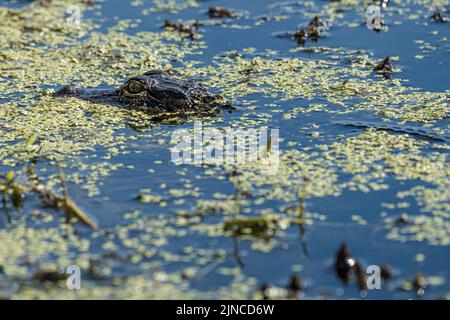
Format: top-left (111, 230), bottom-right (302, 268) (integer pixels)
top-left (0, 0), bottom-right (448, 299)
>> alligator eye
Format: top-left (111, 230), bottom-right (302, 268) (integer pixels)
top-left (125, 81), bottom-right (145, 95)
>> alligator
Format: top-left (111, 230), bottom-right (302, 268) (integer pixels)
top-left (55, 69), bottom-right (232, 118)
top-left (335, 120), bottom-right (449, 143)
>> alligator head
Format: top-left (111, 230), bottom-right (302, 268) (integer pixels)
top-left (55, 69), bottom-right (231, 117)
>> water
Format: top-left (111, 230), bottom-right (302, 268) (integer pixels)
top-left (0, 0), bottom-right (449, 299)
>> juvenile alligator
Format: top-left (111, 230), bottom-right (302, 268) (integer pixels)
top-left (335, 120), bottom-right (449, 143)
top-left (55, 69), bottom-right (231, 118)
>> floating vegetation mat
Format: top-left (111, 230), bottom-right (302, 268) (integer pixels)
top-left (0, 0), bottom-right (448, 299)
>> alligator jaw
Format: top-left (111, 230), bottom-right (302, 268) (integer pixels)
top-left (55, 86), bottom-right (120, 100)
top-left (54, 86), bottom-right (127, 106)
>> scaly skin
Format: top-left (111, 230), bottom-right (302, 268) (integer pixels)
top-left (55, 69), bottom-right (231, 117)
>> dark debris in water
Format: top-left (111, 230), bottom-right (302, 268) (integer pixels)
top-left (430, 11), bottom-right (448, 23)
top-left (334, 243), bottom-right (397, 296)
top-left (163, 19), bottom-right (198, 40)
top-left (373, 56), bottom-right (395, 72)
top-left (207, 7), bottom-right (238, 19)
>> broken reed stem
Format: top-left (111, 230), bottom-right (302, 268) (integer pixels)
top-left (298, 179), bottom-right (308, 220)
top-left (1, 188), bottom-right (10, 223)
top-left (63, 196), bottom-right (97, 229)
top-left (57, 162), bottom-right (69, 199)
top-left (265, 135), bottom-right (272, 158)
top-left (233, 188), bottom-right (240, 218)
top-left (0, 163), bottom-right (99, 229)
